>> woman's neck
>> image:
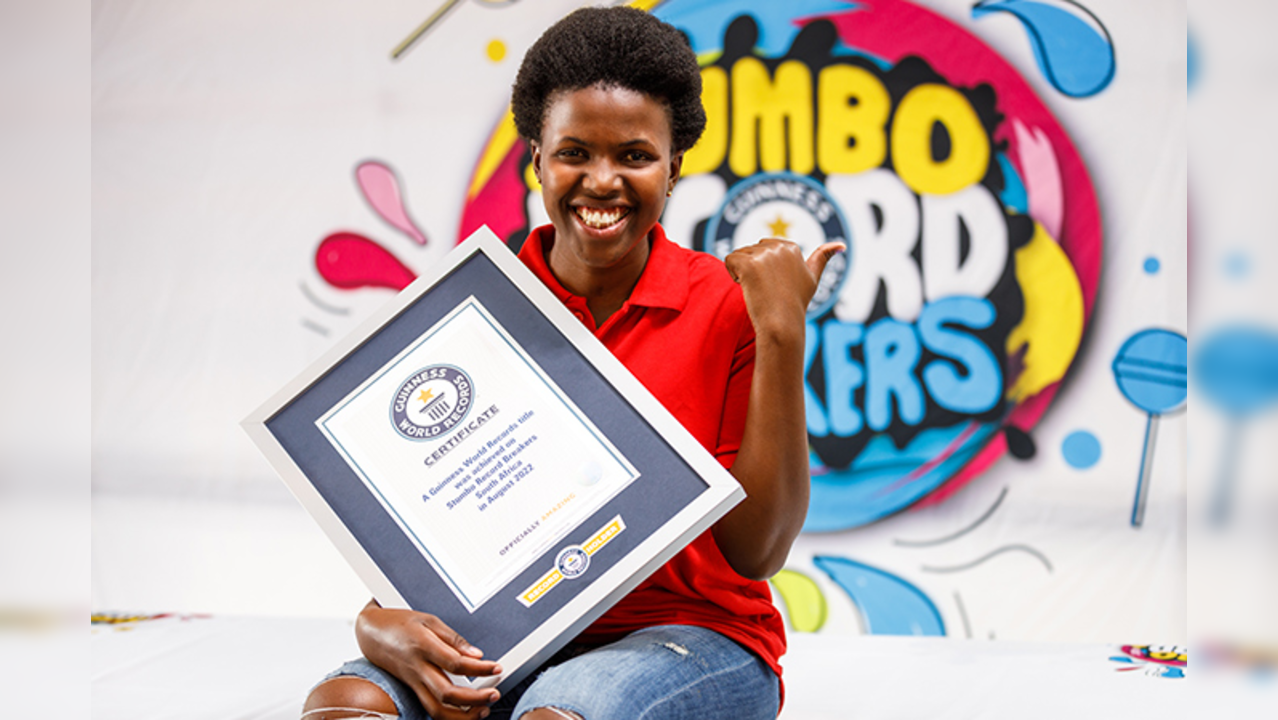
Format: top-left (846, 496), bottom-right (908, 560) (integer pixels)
top-left (545, 233), bottom-right (650, 327)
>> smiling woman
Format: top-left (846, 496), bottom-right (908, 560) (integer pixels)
top-left (304, 7), bottom-right (843, 720)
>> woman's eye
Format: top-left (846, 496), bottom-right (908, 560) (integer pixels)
top-left (624, 151), bottom-right (651, 163)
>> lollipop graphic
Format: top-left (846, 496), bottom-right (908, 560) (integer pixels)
top-left (1111, 329), bottom-right (1187, 527)
top-left (1193, 326), bottom-right (1278, 525)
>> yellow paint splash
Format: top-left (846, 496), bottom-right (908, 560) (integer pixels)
top-left (1005, 221), bottom-right (1085, 402)
top-left (486, 38), bottom-right (507, 63)
top-left (466, 108), bottom-right (519, 200)
top-left (770, 568), bottom-right (828, 633)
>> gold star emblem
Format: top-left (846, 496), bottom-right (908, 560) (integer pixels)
top-left (418, 389), bottom-right (435, 403)
top-left (767, 214), bottom-right (791, 238)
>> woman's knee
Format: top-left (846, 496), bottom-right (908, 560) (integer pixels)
top-left (519, 708), bottom-right (583, 720)
top-left (302, 676), bottom-right (398, 719)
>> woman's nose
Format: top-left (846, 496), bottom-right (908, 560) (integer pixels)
top-left (583, 159), bottom-right (622, 194)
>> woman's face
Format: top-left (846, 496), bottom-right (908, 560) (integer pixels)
top-left (531, 84), bottom-right (682, 275)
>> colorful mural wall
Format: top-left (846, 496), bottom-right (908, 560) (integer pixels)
top-left (93, 0), bottom-right (1186, 643)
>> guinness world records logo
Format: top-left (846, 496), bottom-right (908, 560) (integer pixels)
top-left (704, 172), bottom-right (850, 319)
top-left (390, 365), bottom-right (474, 441)
top-left (555, 545), bottom-right (589, 579)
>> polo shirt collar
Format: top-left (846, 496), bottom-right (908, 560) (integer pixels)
top-left (517, 223), bottom-right (689, 313)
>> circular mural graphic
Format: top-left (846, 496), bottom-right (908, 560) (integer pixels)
top-left (705, 172), bottom-right (851, 319)
top-left (458, 0), bottom-right (1101, 530)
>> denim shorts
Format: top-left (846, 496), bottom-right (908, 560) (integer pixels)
top-left (319, 624), bottom-right (780, 720)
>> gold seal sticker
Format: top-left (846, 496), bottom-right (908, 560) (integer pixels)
top-left (517, 516), bottom-right (626, 608)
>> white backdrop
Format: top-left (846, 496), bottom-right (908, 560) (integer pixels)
top-left (91, 0), bottom-right (1190, 646)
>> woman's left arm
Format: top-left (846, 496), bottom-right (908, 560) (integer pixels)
top-left (716, 238), bottom-right (845, 581)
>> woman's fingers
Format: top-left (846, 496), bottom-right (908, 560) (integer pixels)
top-left (406, 630), bottom-right (501, 720)
top-left (724, 238), bottom-right (800, 283)
top-left (418, 615), bottom-right (502, 673)
top-left (355, 603), bottom-right (502, 718)
top-left (727, 238), bottom-right (845, 285)
top-left (410, 675), bottom-right (498, 720)
top-left (805, 241), bottom-right (847, 281)
top-left (726, 238), bottom-right (845, 309)
top-left (417, 630), bottom-right (502, 678)
top-left (409, 615), bottom-right (502, 713)
top-left (410, 668), bottom-right (500, 720)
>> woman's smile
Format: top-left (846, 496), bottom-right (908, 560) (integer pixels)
top-left (574, 206), bottom-right (631, 230)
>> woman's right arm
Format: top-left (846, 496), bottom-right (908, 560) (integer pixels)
top-left (356, 598), bottom-right (504, 719)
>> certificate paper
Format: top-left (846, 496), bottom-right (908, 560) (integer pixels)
top-left (243, 226), bottom-right (743, 691)
top-left (317, 298), bottom-right (639, 611)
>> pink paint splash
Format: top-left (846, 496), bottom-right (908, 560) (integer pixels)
top-left (1013, 119), bottom-right (1064, 240)
top-left (458, 142), bottom-right (532, 245)
top-left (315, 232), bottom-right (416, 291)
top-left (356, 161), bottom-right (429, 245)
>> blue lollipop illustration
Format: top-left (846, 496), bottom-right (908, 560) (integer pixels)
top-left (1111, 329), bottom-right (1187, 527)
top-left (1193, 326), bottom-right (1278, 525)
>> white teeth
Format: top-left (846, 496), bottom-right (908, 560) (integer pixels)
top-left (576, 207), bottom-right (627, 229)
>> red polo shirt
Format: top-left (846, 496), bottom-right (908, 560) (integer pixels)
top-left (517, 223), bottom-right (787, 680)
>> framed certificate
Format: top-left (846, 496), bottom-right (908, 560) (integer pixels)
top-left (243, 226), bottom-right (744, 691)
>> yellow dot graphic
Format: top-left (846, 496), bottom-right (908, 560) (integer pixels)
top-left (486, 39), bottom-right (507, 63)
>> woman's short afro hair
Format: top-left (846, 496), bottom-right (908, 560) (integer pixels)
top-left (512, 6), bottom-right (706, 154)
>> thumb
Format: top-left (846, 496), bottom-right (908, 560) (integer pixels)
top-left (806, 241), bottom-right (846, 279)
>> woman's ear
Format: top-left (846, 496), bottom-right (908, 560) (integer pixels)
top-left (530, 142), bottom-right (543, 184)
top-left (668, 151), bottom-right (684, 193)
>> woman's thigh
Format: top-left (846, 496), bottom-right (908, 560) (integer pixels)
top-left (512, 625), bottom-right (779, 720)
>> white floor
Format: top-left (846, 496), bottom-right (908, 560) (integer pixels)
top-left (89, 614), bottom-right (1211, 720)
top-left (87, 492), bottom-right (1258, 718)
top-left (92, 492), bottom-right (372, 619)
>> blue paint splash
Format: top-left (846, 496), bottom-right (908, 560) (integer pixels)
top-left (1195, 325), bottom-right (1278, 523)
top-left (1195, 326), bottom-right (1278, 417)
top-left (804, 422), bottom-right (999, 531)
top-left (1187, 30), bottom-right (1198, 91)
top-left (1225, 251), bottom-right (1251, 279)
top-left (996, 152), bottom-right (1029, 213)
top-left (973, 0), bottom-right (1116, 98)
top-left (1061, 430), bottom-right (1100, 469)
top-left (813, 556), bottom-right (946, 636)
top-left (655, 0), bottom-right (855, 58)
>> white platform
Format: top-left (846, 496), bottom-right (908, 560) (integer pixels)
top-left (88, 494), bottom-right (1239, 718)
top-left (87, 614), bottom-right (1211, 720)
